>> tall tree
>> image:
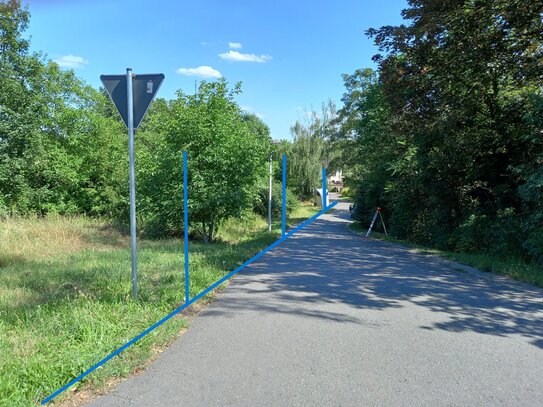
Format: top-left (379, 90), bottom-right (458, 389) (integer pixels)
top-left (0, 0), bottom-right (126, 216)
top-left (288, 102), bottom-right (337, 199)
top-left (358, 0), bottom-right (543, 254)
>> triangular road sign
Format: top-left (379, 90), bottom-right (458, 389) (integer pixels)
top-left (100, 72), bottom-right (164, 129)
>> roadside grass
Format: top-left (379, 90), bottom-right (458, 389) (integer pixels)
top-left (0, 203), bottom-right (319, 406)
top-left (348, 222), bottom-right (543, 288)
top-left (284, 202), bottom-right (321, 227)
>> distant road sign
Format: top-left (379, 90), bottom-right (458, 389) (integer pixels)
top-left (100, 73), bottom-right (164, 128)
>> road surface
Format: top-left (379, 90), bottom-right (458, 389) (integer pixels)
top-left (89, 200), bottom-right (543, 406)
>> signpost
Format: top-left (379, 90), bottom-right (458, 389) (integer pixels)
top-left (100, 69), bottom-right (164, 300)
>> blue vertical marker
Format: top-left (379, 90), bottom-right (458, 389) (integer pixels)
top-left (282, 154), bottom-right (287, 237)
top-left (322, 166), bottom-right (327, 208)
top-left (183, 150), bottom-right (189, 303)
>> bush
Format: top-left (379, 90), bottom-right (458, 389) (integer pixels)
top-left (137, 80), bottom-right (269, 243)
top-left (253, 183), bottom-right (299, 217)
top-left (525, 226), bottom-right (543, 264)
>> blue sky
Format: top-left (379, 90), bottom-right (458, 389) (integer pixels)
top-left (24, 0), bottom-right (407, 140)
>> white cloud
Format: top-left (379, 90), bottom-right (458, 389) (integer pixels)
top-left (219, 50), bottom-right (272, 63)
top-left (54, 55), bottom-right (88, 69)
top-left (228, 42), bottom-right (242, 49)
top-left (240, 106), bottom-right (264, 119)
top-left (177, 65), bottom-right (222, 79)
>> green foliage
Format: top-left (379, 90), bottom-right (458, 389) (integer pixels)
top-left (242, 112), bottom-right (271, 142)
top-left (0, 213), bottom-right (278, 405)
top-left (137, 80), bottom-right (269, 242)
top-left (0, 0), bottom-right (127, 218)
top-left (253, 183), bottom-right (299, 218)
top-left (340, 186), bottom-right (353, 198)
top-left (287, 102), bottom-right (337, 199)
top-left (0, 2), bottom-right (273, 239)
top-left (340, 0), bottom-right (543, 264)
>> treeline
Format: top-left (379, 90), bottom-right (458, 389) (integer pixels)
top-left (335, 0), bottom-right (543, 263)
top-left (0, 2), bottom-right (127, 217)
top-left (1, 1), bottom-right (327, 243)
top-left (0, 1), bottom-right (276, 243)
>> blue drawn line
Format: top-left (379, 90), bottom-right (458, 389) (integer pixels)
top-left (41, 201), bottom-right (338, 405)
top-left (183, 150), bottom-right (189, 303)
top-left (281, 154), bottom-right (287, 237)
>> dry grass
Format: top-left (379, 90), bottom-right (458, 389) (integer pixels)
top-left (0, 215), bottom-right (128, 268)
top-left (1, 207), bottom-right (321, 406)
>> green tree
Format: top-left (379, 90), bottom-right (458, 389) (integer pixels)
top-left (333, 68), bottom-right (397, 225)
top-left (288, 102), bottom-right (337, 199)
top-left (0, 0), bottom-right (126, 217)
top-left (242, 113), bottom-right (271, 142)
top-left (138, 80), bottom-right (269, 242)
top-left (355, 0), bottom-right (543, 256)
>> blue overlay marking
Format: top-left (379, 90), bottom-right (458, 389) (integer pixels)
top-left (41, 201), bottom-right (338, 405)
top-left (281, 154), bottom-right (286, 237)
top-left (183, 150), bottom-right (189, 303)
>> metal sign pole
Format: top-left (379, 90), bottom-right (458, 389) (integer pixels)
top-left (127, 68), bottom-right (138, 300)
top-left (100, 70), bottom-right (164, 302)
top-left (268, 154), bottom-right (273, 232)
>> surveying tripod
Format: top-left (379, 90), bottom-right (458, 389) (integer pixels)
top-left (366, 207), bottom-right (388, 238)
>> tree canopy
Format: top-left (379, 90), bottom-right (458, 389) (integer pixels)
top-left (0, 1), bottom-right (271, 244)
top-left (338, 0), bottom-right (543, 262)
top-left (137, 81), bottom-right (269, 242)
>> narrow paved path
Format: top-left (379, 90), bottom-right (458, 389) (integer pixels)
top-left (89, 201), bottom-right (543, 407)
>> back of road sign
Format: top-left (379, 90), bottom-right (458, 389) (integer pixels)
top-left (100, 73), bottom-right (164, 129)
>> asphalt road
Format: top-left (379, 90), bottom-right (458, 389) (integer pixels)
top-left (88, 200), bottom-right (543, 407)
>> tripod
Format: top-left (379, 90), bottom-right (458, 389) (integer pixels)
top-left (366, 207), bottom-right (388, 238)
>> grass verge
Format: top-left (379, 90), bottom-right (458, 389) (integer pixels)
top-left (348, 222), bottom-right (543, 288)
top-left (0, 203), bottom-right (319, 406)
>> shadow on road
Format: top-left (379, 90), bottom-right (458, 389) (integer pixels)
top-left (203, 205), bottom-right (543, 350)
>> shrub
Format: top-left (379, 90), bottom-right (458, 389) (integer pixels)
top-left (253, 183), bottom-right (299, 217)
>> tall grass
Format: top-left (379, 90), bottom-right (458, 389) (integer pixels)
top-left (0, 215), bottom-right (127, 268)
top-left (0, 204), bottom-right (319, 406)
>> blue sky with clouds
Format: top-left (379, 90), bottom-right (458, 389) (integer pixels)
top-left (24, 0), bottom-right (407, 140)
